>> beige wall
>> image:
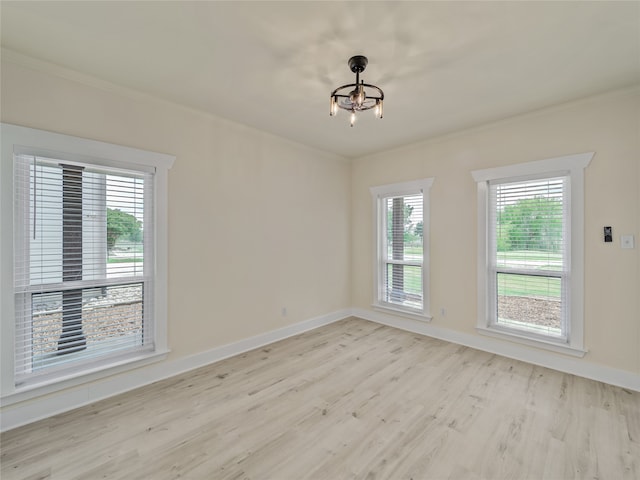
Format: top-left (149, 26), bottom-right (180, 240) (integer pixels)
top-left (352, 88), bottom-right (640, 374)
top-left (1, 60), bottom-right (351, 360)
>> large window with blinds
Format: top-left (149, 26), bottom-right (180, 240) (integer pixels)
top-left (14, 156), bottom-right (153, 385)
top-left (2, 123), bottom-right (174, 393)
top-left (472, 153), bottom-right (592, 355)
top-left (370, 178), bottom-right (433, 319)
top-left (489, 176), bottom-right (567, 339)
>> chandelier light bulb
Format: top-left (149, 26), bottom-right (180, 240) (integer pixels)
top-left (350, 111), bottom-right (356, 127)
top-left (349, 88), bottom-right (359, 106)
top-left (330, 97), bottom-right (338, 116)
top-left (356, 84), bottom-right (366, 107)
top-left (375, 100), bottom-right (383, 119)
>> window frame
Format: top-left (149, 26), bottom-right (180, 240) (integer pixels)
top-left (1, 124), bottom-right (174, 399)
top-left (370, 178), bottom-right (434, 321)
top-left (471, 153), bottom-right (593, 356)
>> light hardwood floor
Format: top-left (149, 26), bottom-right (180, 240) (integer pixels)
top-left (1, 317), bottom-right (639, 480)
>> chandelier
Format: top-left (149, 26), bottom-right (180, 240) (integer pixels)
top-left (330, 55), bottom-right (384, 127)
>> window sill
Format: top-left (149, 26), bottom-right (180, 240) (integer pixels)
top-left (476, 326), bottom-right (586, 358)
top-left (2, 349), bottom-right (170, 406)
top-left (372, 303), bottom-right (432, 323)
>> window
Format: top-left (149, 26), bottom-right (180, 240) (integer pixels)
top-left (472, 153), bottom-right (592, 356)
top-left (1, 124), bottom-right (174, 392)
top-left (370, 178), bottom-right (433, 319)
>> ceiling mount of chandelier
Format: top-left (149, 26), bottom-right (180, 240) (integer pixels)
top-left (330, 55), bottom-right (384, 127)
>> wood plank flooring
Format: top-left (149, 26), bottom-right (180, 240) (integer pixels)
top-left (2, 317), bottom-right (639, 479)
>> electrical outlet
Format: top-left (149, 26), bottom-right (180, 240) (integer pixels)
top-left (621, 235), bottom-right (635, 249)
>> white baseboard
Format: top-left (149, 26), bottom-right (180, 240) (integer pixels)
top-left (352, 308), bottom-right (640, 393)
top-left (0, 309), bottom-right (351, 432)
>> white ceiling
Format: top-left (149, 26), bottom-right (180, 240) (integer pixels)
top-left (1, 1), bottom-right (639, 158)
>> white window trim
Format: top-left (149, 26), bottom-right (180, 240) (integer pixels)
top-left (1, 123), bottom-right (175, 400)
top-left (370, 178), bottom-right (434, 322)
top-left (471, 153), bottom-right (593, 357)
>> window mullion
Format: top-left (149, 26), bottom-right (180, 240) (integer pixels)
top-left (494, 267), bottom-right (563, 278)
top-left (17, 276), bottom-right (150, 295)
top-left (385, 259), bottom-right (423, 267)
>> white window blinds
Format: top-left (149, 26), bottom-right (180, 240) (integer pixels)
top-left (489, 176), bottom-right (568, 339)
top-left (14, 154), bottom-right (155, 385)
top-left (382, 193), bottom-right (424, 311)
